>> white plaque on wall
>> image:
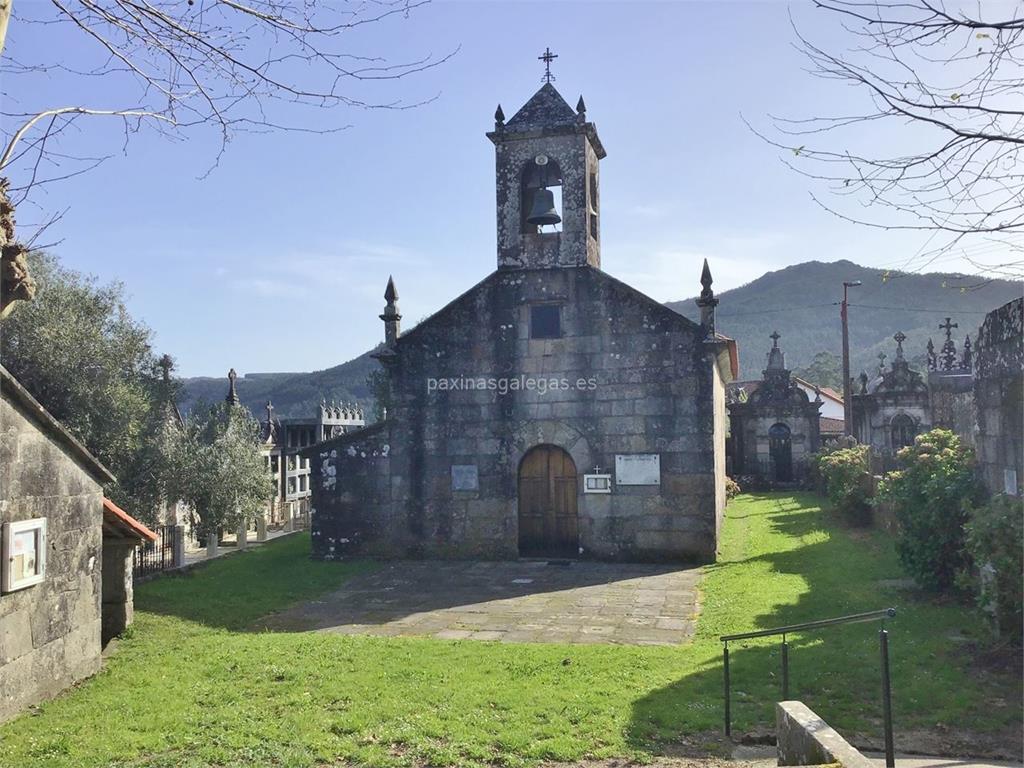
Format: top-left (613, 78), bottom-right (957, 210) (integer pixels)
top-left (615, 454), bottom-right (661, 486)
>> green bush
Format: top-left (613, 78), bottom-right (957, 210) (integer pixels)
top-left (725, 477), bottom-right (741, 500)
top-left (963, 494), bottom-right (1023, 644)
top-left (815, 443), bottom-right (872, 525)
top-left (877, 429), bottom-right (981, 591)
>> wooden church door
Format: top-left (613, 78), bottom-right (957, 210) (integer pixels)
top-left (517, 445), bottom-right (578, 558)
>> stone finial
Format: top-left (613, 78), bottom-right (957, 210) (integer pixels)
top-left (814, 385), bottom-right (823, 403)
top-left (226, 368), bottom-right (240, 405)
top-left (962, 335), bottom-right (973, 371)
top-left (926, 338), bottom-right (937, 371)
top-left (877, 351), bottom-right (887, 375)
top-left (380, 275), bottom-right (402, 348)
top-left (576, 95), bottom-right (586, 123)
top-left (266, 400), bottom-right (274, 421)
top-left (695, 258), bottom-right (718, 333)
top-left (766, 331), bottom-right (786, 372)
top-left (700, 258), bottom-right (714, 299)
top-left (494, 104), bottom-right (505, 128)
top-left (859, 371), bottom-right (868, 394)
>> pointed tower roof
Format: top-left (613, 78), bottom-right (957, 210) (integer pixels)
top-left (505, 83), bottom-right (577, 132)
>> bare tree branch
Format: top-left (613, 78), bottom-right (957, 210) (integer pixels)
top-left (762, 0), bottom-right (1024, 278)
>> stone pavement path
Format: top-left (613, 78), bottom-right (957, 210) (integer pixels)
top-left (261, 559), bottom-right (702, 645)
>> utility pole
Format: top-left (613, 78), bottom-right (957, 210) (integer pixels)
top-left (841, 280), bottom-right (862, 437)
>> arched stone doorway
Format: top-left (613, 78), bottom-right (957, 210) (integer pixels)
top-left (769, 423), bottom-right (793, 482)
top-left (517, 444), bottom-right (578, 558)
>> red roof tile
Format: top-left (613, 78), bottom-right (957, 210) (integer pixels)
top-left (102, 498), bottom-right (158, 542)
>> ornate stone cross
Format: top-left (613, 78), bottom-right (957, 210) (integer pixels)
top-left (939, 317), bottom-right (958, 340)
top-left (770, 330), bottom-right (781, 347)
top-left (893, 330), bottom-right (906, 360)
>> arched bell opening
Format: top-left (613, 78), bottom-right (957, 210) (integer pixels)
top-left (521, 156), bottom-right (563, 234)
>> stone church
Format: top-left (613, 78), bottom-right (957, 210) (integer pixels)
top-left (305, 79), bottom-right (737, 563)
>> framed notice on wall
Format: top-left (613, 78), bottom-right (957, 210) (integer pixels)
top-left (2, 518), bottom-right (47, 593)
top-left (615, 454), bottom-right (661, 486)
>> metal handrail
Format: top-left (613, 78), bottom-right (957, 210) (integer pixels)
top-left (720, 607), bottom-right (896, 642)
top-left (720, 607), bottom-right (897, 768)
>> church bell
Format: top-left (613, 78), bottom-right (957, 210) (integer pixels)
top-left (526, 188), bottom-right (561, 227)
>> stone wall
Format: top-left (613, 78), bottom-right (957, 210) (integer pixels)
top-left (311, 266), bottom-right (729, 563)
top-left (309, 423), bottom-right (393, 560)
top-left (776, 701), bottom-right (873, 768)
top-left (0, 393), bottom-right (104, 723)
top-left (974, 298), bottom-right (1024, 496)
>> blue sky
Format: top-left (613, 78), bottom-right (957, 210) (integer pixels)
top-left (5, 1), bottom-right (1004, 377)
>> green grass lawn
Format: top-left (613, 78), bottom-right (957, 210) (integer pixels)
top-left (1, 493), bottom-right (1019, 768)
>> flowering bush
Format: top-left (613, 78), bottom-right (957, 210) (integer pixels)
top-left (877, 429), bottom-right (981, 591)
top-left (725, 477), bottom-right (741, 500)
top-left (962, 494), bottom-right (1023, 644)
top-left (815, 443), bottom-right (872, 525)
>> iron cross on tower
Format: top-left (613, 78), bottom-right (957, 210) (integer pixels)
top-left (539, 47), bottom-right (558, 83)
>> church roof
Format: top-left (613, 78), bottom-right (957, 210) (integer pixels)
top-left (489, 82), bottom-right (607, 158)
top-left (505, 83), bottom-right (578, 132)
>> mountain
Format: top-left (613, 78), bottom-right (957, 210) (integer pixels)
top-left (180, 260), bottom-right (1021, 417)
top-left (179, 350), bottom-right (380, 419)
top-left (668, 260), bottom-right (1021, 378)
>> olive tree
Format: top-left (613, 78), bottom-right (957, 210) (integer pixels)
top-left (170, 400), bottom-right (272, 543)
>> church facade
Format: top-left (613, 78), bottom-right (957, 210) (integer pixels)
top-left (305, 81), bottom-right (736, 563)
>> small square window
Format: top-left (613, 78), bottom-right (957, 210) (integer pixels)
top-left (530, 305), bottom-right (561, 339)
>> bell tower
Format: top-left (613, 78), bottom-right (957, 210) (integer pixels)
top-left (487, 56), bottom-right (606, 270)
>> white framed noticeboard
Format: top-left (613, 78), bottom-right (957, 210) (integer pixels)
top-left (615, 454), bottom-right (661, 486)
top-left (2, 518), bottom-right (47, 593)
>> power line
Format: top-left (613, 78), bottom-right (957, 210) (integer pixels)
top-left (717, 303), bottom-right (838, 318)
top-left (850, 303), bottom-right (992, 314)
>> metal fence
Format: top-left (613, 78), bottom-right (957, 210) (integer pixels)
top-left (132, 525), bottom-right (177, 579)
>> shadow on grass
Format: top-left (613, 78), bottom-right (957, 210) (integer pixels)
top-left (134, 533), bottom-right (377, 631)
top-left (627, 491), bottom-right (1023, 754)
